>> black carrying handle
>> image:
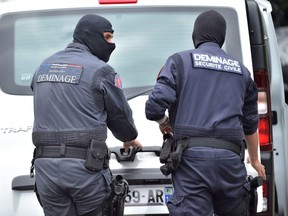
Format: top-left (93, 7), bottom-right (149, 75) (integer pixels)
top-left (110, 146), bottom-right (161, 162)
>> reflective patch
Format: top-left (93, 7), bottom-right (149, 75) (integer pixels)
top-left (114, 74), bottom-right (122, 89)
top-left (36, 63), bottom-right (83, 84)
top-left (191, 53), bottom-right (242, 74)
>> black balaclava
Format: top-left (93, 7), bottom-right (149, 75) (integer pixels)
top-left (73, 14), bottom-right (116, 62)
top-left (192, 10), bottom-right (226, 48)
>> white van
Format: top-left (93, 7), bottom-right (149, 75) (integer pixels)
top-left (0, 0), bottom-right (287, 215)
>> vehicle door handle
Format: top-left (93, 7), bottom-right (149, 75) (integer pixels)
top-left (110, 146), bottom-right (161, 162)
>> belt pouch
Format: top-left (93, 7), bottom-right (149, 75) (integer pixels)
top-left (160, 134), bottom-right (174, 164)
top-left (85, 139), bottom-right (106, 172)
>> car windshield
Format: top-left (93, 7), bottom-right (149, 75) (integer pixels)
top-left (0, 7), bottom-right (241, 95)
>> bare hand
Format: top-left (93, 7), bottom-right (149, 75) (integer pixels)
top-left (248, 158), bottom-right (267, 180)
top-left (123, 139), bottom-right (143, 152)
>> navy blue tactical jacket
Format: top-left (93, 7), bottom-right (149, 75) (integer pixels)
top-left (145, 42), bottom-right (258, 144)
top-left (31, 43), bottom-right (137, 147)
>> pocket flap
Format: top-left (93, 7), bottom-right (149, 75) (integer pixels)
top-left (168, 194), bottom-right (184, 206)
top-left (90, 140), bottom-right (107, 159)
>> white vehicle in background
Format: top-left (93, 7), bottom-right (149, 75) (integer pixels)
top-left (276, 26), bottom-right (288, 103)
top-left (277, 27), bottom-right (288, 67)
top-left (0, 0), bottom-right (287, 215)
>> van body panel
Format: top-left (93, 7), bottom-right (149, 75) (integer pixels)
top-left (259, 1), bottom-right (288, 215)
top-left (0, 0), bottom-right (285, 215)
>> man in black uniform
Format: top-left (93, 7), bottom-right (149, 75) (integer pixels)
top-left (145, 10), bottom-right (266, 215)
top-left (31, 14), bottom-right (142, 216)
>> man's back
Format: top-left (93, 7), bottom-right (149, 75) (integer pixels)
top-left (31, 42), bottom-right (109, 145)
top-left (171, 42), bottom-right (257, 143)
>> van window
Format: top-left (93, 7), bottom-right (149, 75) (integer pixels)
top-left (0, 7), bottom-right (241, 95)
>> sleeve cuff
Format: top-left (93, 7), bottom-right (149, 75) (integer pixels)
top-left (156, 115), bottom-right (168, 124)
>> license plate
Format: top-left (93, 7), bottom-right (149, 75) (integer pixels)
top-left (125, 185), bottom-right (173, 206)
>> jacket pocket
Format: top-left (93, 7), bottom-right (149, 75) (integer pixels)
top-left (167, 194), bottom-right (185, 215)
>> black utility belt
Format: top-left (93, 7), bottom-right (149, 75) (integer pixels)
top-left (35, 140), bottom-right (110, 172)
top-left (184, 137), bottom-right (242, 155)
top-left (159, 136), bottom-right (244, 177)
top-left (35, 144), bottom-right (87, 159)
